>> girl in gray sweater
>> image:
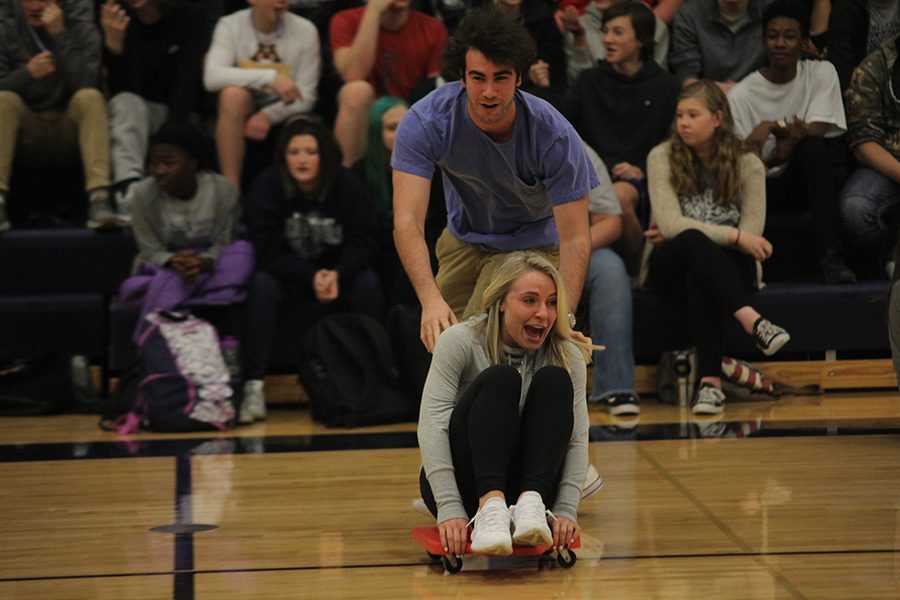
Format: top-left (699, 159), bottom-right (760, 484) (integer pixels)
top-left (417, 251), bottom-right (592, 558)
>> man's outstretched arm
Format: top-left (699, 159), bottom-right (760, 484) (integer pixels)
top-left (393, 169), bottom-right (457, 352)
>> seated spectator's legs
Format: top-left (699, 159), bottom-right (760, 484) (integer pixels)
top-left (334, 80), bottom-right (376, 167)
top-left (108, 92), bottom-right (169, 195)
top-left (243, 270), bottom-right (286, 382)
top-left (342, 267), bottom-right (385, 321)
top-left (216, 86), bottom-right (256, 190)
top-left (768, 136), bottom-right (856, 283)
top-left (0, 91), bottom-right (26, 196)
top-left (840, 167), bottom-right (900, 254)
top-left (586, 247), bottom-right (635, 401)
top-left (647, 229), bottom-right (755, 380)
top-left (613, 180), bottom-right (646, 272)
top-left (67, 88), bottom-right (111, 194)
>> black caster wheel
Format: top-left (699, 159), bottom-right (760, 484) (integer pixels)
top-left (442, 554), bottom-right (463, 573)
top-left (556, 548), bottom-right (577, 568)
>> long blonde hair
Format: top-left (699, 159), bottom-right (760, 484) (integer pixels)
top-left (668, 80), bottom-right (746, 206)
top-left (476, 252), bottom-right (592, 371)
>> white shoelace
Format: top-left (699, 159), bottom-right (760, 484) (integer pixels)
top-left (756, 320), bottom-right (781, 344)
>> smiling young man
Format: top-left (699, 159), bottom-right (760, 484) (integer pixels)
top-left (391, 5), bottom-right (597, 354)
top-left (203, 0), bottom-right (320, 191)
top-left (728, 0), bottom-right (857, 284)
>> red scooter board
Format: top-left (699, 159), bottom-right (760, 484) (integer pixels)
top-left (411, 526), bottom-right (579, 573)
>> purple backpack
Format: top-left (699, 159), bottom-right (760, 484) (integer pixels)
top-left (116, 311), bottom-right (235, 433)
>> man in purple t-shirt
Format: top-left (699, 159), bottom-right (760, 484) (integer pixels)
top-left (392, 6), bottom-right (597, 352)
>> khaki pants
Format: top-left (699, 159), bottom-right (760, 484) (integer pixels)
top-left (434, 228), bottom-right (559, 320)
top-left (0, 88), bottom-right (110, 193)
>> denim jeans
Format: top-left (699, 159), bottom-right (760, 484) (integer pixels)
top-left (839, 167), bottom-right (900, 251)
top-left (585, 247), bottom-right (635, 400)
top-left (243, 268), bottom-right (384, 380)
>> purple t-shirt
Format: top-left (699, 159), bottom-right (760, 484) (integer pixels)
top-left (392, 81), bottom-right (598, 252)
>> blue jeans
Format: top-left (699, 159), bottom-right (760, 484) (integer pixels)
top-left (585, 247), bottom-right (635, 400)
top-left (243, 268), bottom-right (384, 380)
top-left (839, 167), bottom-right (900, 251)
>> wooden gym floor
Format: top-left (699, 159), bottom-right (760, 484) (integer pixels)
top-left (0, 365), bottom-right (898, 599)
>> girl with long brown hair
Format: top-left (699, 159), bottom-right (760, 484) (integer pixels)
top-left (642, 80), bottom-right (790, 415)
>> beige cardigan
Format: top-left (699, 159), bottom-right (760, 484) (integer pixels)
top-left (638, 141), bottom-right (767, 289)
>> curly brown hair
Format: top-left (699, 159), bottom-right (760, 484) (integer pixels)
top-left (441, 5), bottom-right (537, 81)
top-left (668, 80), bottom-right (746, 207)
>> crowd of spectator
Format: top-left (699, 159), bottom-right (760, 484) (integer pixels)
top-left (0, 0), bottom-right (898, 415)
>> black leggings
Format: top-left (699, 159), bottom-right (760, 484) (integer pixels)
top-left (420, 364), bottom-right (574, 518)
top-left (648, 229), bottom-right (756, 378)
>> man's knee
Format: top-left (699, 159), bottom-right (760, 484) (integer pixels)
top-left (613, 181), bottom-right (639, 214)
top-left (0, 90), bottom-right (27, 117)
top-left (217, 86), bottom-right (254, 118)
top-left (108, 91), bottom-right (148, 121)
top-left (69, 88), bottom-right (105, 112)
top-left (337, 81), bottom-right (376, 112)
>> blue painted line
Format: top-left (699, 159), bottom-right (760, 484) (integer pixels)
top-left (0, 431), bottom-right (420, 463)
top-left (173, 453), bottom-right (194, 600)
top-left (0, 425), bottom-right (897, 464)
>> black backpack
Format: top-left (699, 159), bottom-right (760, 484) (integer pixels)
top-left (299, 313), bottom-right (418, 428)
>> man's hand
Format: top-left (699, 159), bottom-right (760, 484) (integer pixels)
top-left (528, 60), bottom-right (550, 88)
top-left (26, 51), bottom-right (55, 79)
top-left (100, 0), bottom-right (130, 55)
top-left (169, 250), bottom-right (212, 282)
top-left (270, 73), bottom-right (301, 104)
top-left (41, 2), bottom-right (65, 36)
top-left (611, 162), bottom-right (644, 181)
top-left (784, 115), bottom-right (809, 141)
top-left (244, 111), bottom-right (272, 141)
top-left (746, 120), bottom-right (776, 156)
top-left (313, 269), bottom-right (339, 303)
top-left (554, 6), bottom-right (585, 35)
top-left (367, 0), bottom-right (397, 16)
top-left (438, 518), bottom-right (469, 557)
top-left (420, 295), bottom-right (457, 353)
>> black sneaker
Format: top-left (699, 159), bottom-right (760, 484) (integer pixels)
top-left (752, 317), bottom-right (790, 356)
top-left (821, 251), bottom-right (857, 284)
top-left (692, 383), bottom-right (725, 415)
top-left (605, 392), bottom-right (640, 416)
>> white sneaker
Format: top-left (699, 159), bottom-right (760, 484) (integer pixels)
top-left (411, 497), bottom-right (431, 517)
top-left (510, 491), bottom-right (553, 547)
top-left (239, 379), bottom-right (266, 424)
top-left (469, 497), bottom-right (513, 556)
top-left (582, 463), bottom-right (604, 499)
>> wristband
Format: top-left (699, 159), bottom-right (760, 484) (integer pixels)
top-left (734, 228), bottom-right (742, 246)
